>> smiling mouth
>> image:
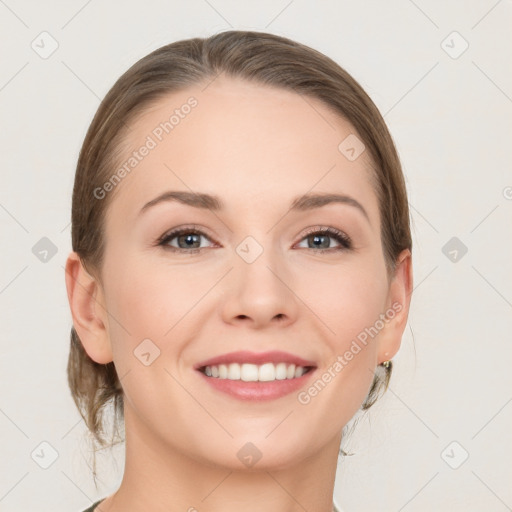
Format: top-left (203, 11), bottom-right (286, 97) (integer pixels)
top-left (198, 362), bottom-right (315, 382)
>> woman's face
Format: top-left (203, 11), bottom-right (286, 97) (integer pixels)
top-left (92, 76), bottom-right (408, 470)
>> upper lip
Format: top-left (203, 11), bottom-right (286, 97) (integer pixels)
top-left (194, 350), bottom-right (317, 370)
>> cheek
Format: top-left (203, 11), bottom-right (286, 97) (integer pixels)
top-left (101, 258), bottom-right (198, 409)
top-left (100, 257), bottom-right (171, 365)
top-left (103, 254), bottom-right (214, 362)
top-left (300, 259), bottom-right (388, 346)
top-left (107, 251), bottom-right (184, 323)
top-left (294, 263), bottom-right (388, 426)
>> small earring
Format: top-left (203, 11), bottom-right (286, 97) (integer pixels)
top-left (381, 360), bottom-right (391, 368)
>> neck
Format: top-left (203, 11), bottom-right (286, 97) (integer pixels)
top-left (101, 403), bottom-right (342, 512)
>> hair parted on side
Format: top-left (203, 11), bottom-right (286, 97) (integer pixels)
top-left (67, 30), bottom-right (412, 472)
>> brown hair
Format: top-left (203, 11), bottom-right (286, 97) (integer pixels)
top-left (68, 30), bottom-right (412, 472)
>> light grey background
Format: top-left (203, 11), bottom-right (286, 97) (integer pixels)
top-left (1, 1), bottom-right (511, 511)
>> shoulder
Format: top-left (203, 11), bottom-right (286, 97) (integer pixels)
top-left (80, 499), bottom-right (105, 512)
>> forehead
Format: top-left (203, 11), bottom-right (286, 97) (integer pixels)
top-left (106, 76), bottom-right (379, 227)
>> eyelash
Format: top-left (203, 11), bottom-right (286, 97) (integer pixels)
top-left (156, 225), bottom-right (352, 255)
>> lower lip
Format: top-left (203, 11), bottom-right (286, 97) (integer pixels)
top-left (196, 369), bottom-right (316, 401)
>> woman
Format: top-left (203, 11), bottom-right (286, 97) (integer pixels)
top-left (65, 30), bottom-right (413, 512)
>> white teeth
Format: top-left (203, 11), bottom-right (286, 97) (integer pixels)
top-left (218, 364), bottom-right (228, 379)
top-left (202, 362), bottom-right (309, 381)
top-left (275, 362), bottom-right (287, 380)
top-left (228, 362), bottom-right (240, 380)
top-left (258, 363), bottom-right (275, 382)
top-left (241, 363), bottom-right (259, 382)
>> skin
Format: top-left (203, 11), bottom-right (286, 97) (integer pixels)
top-left (65, 76), bottom-right (412, 512)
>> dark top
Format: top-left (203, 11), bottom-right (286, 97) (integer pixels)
top-left (81, 499), bottom-right (105, 512)
top-left (81, 497), bottom-right (341, 511)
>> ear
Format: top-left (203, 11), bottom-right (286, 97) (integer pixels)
top-left (377, 249), bottom-right (413, 364)
top-left (64, 251), bottom-right (113, 364)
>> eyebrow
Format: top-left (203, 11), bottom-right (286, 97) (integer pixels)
top-left (139, 190), bottom-right (370, 223)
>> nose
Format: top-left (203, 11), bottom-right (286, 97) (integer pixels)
top-left (220, 244), bottom-right (299, 329)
